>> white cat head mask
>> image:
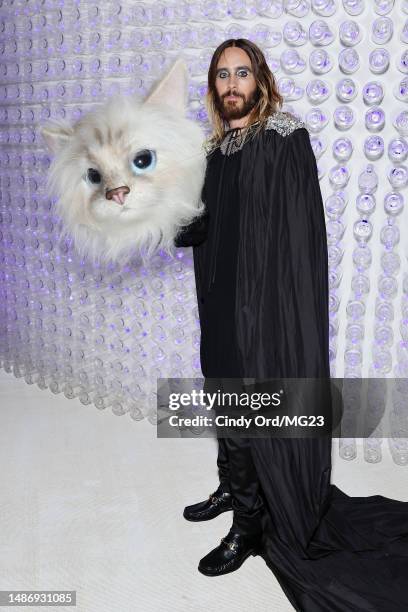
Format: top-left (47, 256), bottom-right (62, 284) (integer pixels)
top-left (41, 59), bottom-right (206, 264)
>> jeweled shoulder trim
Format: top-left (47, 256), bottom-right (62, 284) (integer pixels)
top-left (203, 139), bottom-right (219, 156)
top-left (265, 111), bottom-right (307, 137)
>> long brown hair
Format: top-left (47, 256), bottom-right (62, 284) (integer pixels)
top-left (204, 38), bottom-right (284, 150)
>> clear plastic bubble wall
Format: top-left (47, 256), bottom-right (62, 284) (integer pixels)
top-left (1, 0), bottom-right (408, 463)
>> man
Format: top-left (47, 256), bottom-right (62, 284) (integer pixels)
top-left (175, 39), bottom-right (408, 611)
top-left (179, 41), bottom-right (280, 573)
top-left (176, 37), bottom-right (324, 576)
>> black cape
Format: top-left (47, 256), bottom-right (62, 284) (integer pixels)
top-left (175, 116), bottom-right (408, 611)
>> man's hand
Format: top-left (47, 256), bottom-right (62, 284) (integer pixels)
top-left (174, 209), bottom-right (209, 247)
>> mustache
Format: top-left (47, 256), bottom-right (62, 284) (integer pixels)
top-left (222, 91), bottom-right (243, 99)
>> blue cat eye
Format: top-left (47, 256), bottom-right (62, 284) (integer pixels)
top-left (85, 168), bottom-right (101, 185)
top-left (131, 149), bottom-right (157, 174)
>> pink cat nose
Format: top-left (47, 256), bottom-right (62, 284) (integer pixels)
top-left (106, 186), bottom-right (130, 206)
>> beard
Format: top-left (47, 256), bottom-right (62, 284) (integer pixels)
top-left (214, 87), bottom-right (260, 122)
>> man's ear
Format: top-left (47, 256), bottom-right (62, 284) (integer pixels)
top-left (40, 120), bottom-right (74, 154)
top-left (143, 58), bottom-right (189, 113)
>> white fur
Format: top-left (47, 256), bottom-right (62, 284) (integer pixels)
top-left (41, 61), bottom-right (206, 265)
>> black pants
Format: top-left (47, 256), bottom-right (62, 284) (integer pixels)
top-left (205, 377), bottom-right (264, 536)
top-left (217, 436), bottom-right (264, 535)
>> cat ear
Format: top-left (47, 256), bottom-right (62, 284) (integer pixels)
top-left (40, 120), bottom-right (74, 154)
top-left (143, 58), bottom-right (188, 113)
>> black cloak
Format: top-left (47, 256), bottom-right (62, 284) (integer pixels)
top-left (175, 113), bottom-right (408, 611)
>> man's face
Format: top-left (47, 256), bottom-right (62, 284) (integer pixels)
top-left (214, 47), bottom-right (259, 123)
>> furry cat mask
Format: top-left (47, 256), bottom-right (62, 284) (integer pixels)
top-left (40, 59), bottom-right (206, 264)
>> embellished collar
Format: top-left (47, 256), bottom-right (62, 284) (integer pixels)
top-left (219, 121), bottom-right (261, 156)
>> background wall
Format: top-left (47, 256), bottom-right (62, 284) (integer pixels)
top-left (1, 0), bottom-right (408, 463)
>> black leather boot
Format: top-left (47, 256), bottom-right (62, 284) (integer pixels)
top-left (197, 528), bottom-right (262, 577)
top-left (183, 486), bottom-right (232, 522)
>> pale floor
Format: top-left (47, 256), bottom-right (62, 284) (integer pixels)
top-left (1, 369), bottom-right (408, 612)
